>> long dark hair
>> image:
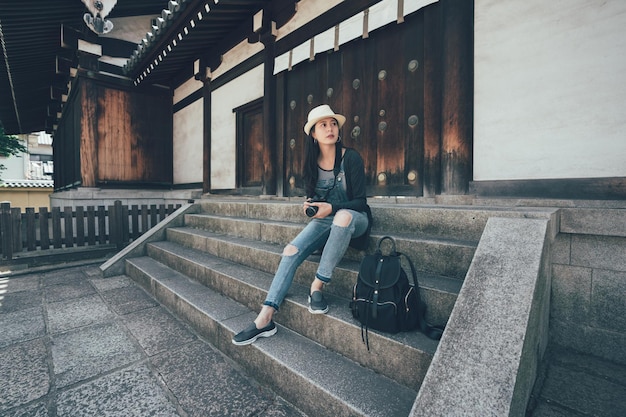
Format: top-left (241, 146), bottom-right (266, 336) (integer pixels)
top-left (303, 125), bottom-right (343, 198)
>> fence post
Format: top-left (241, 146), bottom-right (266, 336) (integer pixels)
top-left (51, 207), bottom-right (62, 248)
top-left (76, 206), bottom-right (85, 247)
top-left (26, 207), bottom-right (36, 251)
top-left (11, 207), bottom-right (21, 253)
top-left (40, 207), bottom-right (50, 250)
top-left (110, 200), bottom-right (125, 250)
top-left (121, 204), bottom-right (129, 245)
top-left (1, 202), bottom-right (13, 260)
top-left (63, 207), bottom-right (74, 248)
top-left (97, 206), bottom-right (106, 244)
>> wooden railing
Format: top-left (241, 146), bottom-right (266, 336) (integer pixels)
top-left (0, 200), bottom-right (181, 261)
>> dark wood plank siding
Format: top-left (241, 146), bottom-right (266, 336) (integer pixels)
top-left (54, 89), bottom-right (82, 190)
top-left (281, 2), bottom-right (471, 197)
top-left (342, 39), bottom-right (375, 186)
top-left (94, 83), bottom-right (172, 183)
top-left (81, 81), bottom-right (99, 187)
top-left (423, 4), bottom-right (443, 197)
top-left (440, 0), bottom-right (473, 194)
top-left (404, 12), bottom-right (426, 195)
top-left (55, 77), bottom-right (173, 189)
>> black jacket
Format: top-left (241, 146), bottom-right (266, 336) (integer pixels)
top-left (330, 147), bottom-right (372, 250)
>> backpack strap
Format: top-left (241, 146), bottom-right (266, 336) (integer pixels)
top-left (397, 251), bottom-right (445, 341)
top-left (371, 257), bottom-right (384, 319)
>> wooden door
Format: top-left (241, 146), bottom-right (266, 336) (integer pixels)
top-left (284, 12), bottom-right (425, 197)
top-left (236, 99), bottom-right (264, 191)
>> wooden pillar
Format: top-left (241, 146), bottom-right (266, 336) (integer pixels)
top-left (1, 202), bottom-right (13, 260)
top-left (440, 0), bottom-right (473, 195)
top-left (80, 79), bottom-right (98, 187)
top-left (261, 28), bottom-right (277, 196)
top-left (423, 3), bottom-right (443, 197)
top-left (202, 68), bottom-right (212, 194)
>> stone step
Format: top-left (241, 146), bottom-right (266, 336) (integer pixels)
top-left (180, 213), bottom-right (475, 279)
top-left (196, 198), bottom-right (557, 243)
top-left (125, 255), bottom-right (418, 417)
top-left (144, 239), bottom-right (442, 390)
top-left (163, 226), bottom-right (461, 325)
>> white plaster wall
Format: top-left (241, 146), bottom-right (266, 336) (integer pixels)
top-left (275, 0), bottom-right (342, 41)
top-left (211, 65), bottom-right (264, 189)
top-left (174, 77), bottom-right (202, 105)
top-left (212, 39), bottom-right (263, 79)
top-left (173, 98), bottom-right (203, 184)
top-left (474, 0), bottom-right (626, 181)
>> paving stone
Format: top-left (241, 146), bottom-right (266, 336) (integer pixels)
top-left (0, 273), bottom-right (40, 292)
top-left (89, 275), bottom-right (133, 292)
top-left (41, 268), bottom-right (87, 286)
top-left (46, 294), bottom-right (115, 334)
top-left (99, 285), bottom-right (158, 315)
top-left (150, 340), bottom-right (277, 417)
top-left (0, 306), bottom-right (46, 348)
top-left (0, 289), bottom-right (43, 314)
top-left (51, 321), bottom-right (143, 388)
top-left (56, 365), bottom-right (180, 417)
top-left (122, 306), bottom-right (196, 356)
top-left (82, 266), bottom-right (104, 278)
top-left (0, 400), bottom-right (50, 417)
top-left (45, 279), bottom-right (96, 303)
top-left (0, 339), bottom-right (50, 413)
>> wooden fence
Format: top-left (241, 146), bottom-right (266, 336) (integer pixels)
top-left (0, 201), bottom-right (181, 261)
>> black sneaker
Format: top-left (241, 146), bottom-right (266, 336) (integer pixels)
top-left (308, 291), bottom-right (329, 314)
top-left (232, 321), bottom-right (277, 346)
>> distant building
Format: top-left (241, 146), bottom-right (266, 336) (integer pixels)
top-left (0, 131), bottom-right (53, 209)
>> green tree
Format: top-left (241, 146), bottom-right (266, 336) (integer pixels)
top-left (0, 122), bottom-right (29, 180)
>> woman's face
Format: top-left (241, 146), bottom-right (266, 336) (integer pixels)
top-left (312, 117), bottom-right (339, 144)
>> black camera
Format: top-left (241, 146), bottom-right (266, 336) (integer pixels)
top-left (305, 197), bottom-right (325, 217)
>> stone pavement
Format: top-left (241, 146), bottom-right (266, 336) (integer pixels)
top-left (0, 262), bottom-right (306, 417)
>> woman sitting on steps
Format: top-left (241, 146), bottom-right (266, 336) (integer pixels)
top-left (232, 104), bottom-right (372, 346)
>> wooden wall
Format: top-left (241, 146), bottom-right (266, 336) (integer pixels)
top-left (279, 0), bottom-right (473, 197)
top-left (54, 77), bottom-right (173, 190)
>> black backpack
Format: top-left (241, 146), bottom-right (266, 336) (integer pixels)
top-left (350, 236), bottom-right (444, 348)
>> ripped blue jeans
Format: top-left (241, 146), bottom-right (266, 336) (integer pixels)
top-left (263, 209), bottom-right (369, 311)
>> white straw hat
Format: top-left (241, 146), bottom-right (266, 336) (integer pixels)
top-left (303, 104), bottom-right (346, 135)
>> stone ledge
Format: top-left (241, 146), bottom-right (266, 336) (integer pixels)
top-left (412, 217), bottom-right (552, 416)
top-left (560, 207), bottom-right (626, 237)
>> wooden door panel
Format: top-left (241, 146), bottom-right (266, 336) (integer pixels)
top-left (284, 62), bottom-right (319, 195)
top-left (342, 40), bottom-right (377, 186)
top-left (237, 100), bottom-right (264, 190)
top-left (284, 10), bottom-right (428, 197)
top-left (242, 111), bottom-right (263, 187)
top-left (403, 12), bottom-right (425, 192)
top-left (373, 23), bottom-right (406, 188)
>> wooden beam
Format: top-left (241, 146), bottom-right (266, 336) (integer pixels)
top-left (440, 0), bottom-right (473, 195)
top-left (274, 0), bottom-right (381, 56)
top-left (202, 62), bottom-right (212, 194)
top-left (61, 24), bottom-right (136, 58)
top-left (261, 29), bottom-right (277, 196)
top-left (98, 36), bottom-right (139, 58)
top-left (423, 3), bottom-right (443, 197)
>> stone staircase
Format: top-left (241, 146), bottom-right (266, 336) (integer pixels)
top-left (102, 197), bottom-right (557, 417)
